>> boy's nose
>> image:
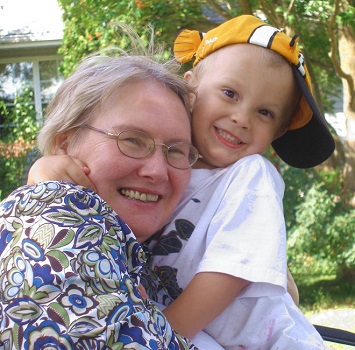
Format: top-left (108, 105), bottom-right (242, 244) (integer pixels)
top-left (230, 110), bottom-right (250, 129)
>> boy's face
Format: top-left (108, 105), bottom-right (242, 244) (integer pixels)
top-left (188, 44), bottom-right (298, 169)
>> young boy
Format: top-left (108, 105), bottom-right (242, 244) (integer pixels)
top-left (28, 15), bottom-right (334, 349)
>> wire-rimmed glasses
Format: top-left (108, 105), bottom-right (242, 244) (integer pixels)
top-left (82, 124), bottom-right (200, 169)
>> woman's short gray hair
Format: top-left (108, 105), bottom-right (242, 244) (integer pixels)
top-left (37, 46), bottom-right (195, 155)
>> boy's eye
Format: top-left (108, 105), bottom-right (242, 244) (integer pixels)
top-left (259, 109), bottom-right (274, 119)
top-left (223, 89), bottom-right (238, 101)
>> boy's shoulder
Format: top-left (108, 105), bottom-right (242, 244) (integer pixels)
top-left (230, 154), bottom-right (278, 172)
top-left (225, 154), bottom-right (284, 188)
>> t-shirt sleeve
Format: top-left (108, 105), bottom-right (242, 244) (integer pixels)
top-left (197, 155), bottom-right (287, 293)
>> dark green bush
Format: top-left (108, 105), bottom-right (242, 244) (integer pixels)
top-left (286, 180), bottom-right (355, 279)
top-left (0, 86), bottom-right (39, 200)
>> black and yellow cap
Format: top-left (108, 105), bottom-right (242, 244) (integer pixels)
top-left (174, 15), bottom-right (335, 168)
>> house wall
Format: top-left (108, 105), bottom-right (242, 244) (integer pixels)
top-left (0, 0), bottom-right (64, 192)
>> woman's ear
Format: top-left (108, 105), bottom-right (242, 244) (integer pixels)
top-left (189, 91), bottom-right (197, 112)
top-left (184, 71), bottom-right (197, 111)
top-left (53, 133), bottom-right (69, 155)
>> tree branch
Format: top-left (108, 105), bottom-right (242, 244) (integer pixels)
top-left (234, 0), bottom-right (253, 14)
top-left (259, 0), bottom-right (279, 25)
top-left (282, 0), bottom-right (296, 29)
top-left (205, 0), bottom-right (232, 19)
top-left (328, 0), bottom-right (355, 106)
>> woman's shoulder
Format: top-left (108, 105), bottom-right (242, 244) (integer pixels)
top-left (7, 180), bottom-right (103, 202)
top-left (0, 181), bottom-right (126, 234)
top-left (0, 180), bottom-right (141, 275)
top-left (4, 180), bottom-right (95, 199)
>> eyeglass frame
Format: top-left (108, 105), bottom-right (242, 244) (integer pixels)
top-left (82, 124), bottom-right (200, 169)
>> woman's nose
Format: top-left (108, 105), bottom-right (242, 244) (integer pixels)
top-left (137, 148), bottom-right (169, 183)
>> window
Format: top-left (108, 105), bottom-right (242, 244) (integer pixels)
top-left (0, 57), bottom-right (63, 135)
top-left (0, 57), bottom-right (63, 194)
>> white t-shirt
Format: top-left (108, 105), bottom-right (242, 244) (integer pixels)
top-left (143, 154), bottom-right (325, 349)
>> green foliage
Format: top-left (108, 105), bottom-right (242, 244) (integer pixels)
top-left (291, 1), bottom-right (342, 113)
top-left (57, 0), bottom-right (206, 76)
top-left (289, 183), bottom-right (336, 257)
top-left (327, 211), bottom-right (355, 276)
top-left (56, 0), bottom-right (349, 115)
top-left (263, 149), bottom-right (354, 280)
top-left (286, 179), bottom-right (355, 279)
top-left (1, 87), bottom-right (38, 141)
top-left (280, 164), bottom-right (318, 230)
top-left (297, 271), bottom-right (355, 313)
top-left (261, 141), bottom-right (353, 281)
top-left (0, 86), bottom-right (39, 200)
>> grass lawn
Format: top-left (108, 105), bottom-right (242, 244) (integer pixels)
top-left (296, 273), bottom-right (355, 313)
top-left (294, 270), bottom-right (355, 350)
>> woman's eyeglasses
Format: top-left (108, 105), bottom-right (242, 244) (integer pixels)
top-left (82, 125), bottom-right (200, 169)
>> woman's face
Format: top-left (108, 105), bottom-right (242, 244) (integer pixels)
top-left (68, 79), bottom-right (192, 242)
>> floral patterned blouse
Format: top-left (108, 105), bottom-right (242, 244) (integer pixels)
top-left (0, 181), bottom-right (196, 350)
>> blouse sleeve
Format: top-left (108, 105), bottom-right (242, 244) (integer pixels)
top-left (0, 181), bottom-right (196, 349)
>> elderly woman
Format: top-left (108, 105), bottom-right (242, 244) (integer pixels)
top-left (0, 50), bottom-right (201, 348)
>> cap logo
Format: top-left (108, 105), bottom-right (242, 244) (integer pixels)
top-left (205, 36), bottom-right (217, 45)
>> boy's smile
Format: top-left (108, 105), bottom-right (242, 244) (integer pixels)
top-left (214, 126), bottom-right (245, 148)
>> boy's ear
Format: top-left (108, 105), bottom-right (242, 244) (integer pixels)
top-left (274, 127), bottom-right (288, 140)
top-left (184, 70), bottom-right (194, 83)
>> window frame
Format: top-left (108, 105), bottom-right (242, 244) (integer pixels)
top-left (0, 54), bottom-right (62, 123)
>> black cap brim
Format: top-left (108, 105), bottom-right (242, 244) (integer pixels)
top-left (271, 66), bottom-right (335, 168)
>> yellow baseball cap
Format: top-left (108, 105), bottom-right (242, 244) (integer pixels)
top-left (174, 15), bottom-right (335, 168)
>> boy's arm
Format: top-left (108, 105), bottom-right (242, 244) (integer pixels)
top-left (287, 268), bottom-right (299, 305)
top-left (27, 154), bottom-right (97, 192)
top-left (163, 272), bottom-right (250, 339)
top-left (162, 270), bottom-right (298, 340)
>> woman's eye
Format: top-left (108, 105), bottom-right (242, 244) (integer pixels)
top-left (125, 137), bottom-right (139, 144)
top-left (168, 146), bottom-right (186, 158)
top-left (223, 89), bottom-right (237, 100)
top-left (122, 137), bottom-right (145, 148)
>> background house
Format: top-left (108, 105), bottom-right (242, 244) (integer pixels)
top-left (0, 0), bottom-right (64, 125)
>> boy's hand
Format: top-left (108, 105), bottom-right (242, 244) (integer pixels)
top-left (27, 154), bottom-right (97, 192)
top-left (138, 284), bottom-right (149, 299)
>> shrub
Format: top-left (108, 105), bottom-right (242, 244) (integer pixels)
top-left (287, 181), bottom-right (355, 279)
top-left (0, 86), bottom-right (39, 200)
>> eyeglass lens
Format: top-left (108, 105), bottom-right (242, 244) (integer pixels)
top-left (117, 130), bottom-right (198, 169)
